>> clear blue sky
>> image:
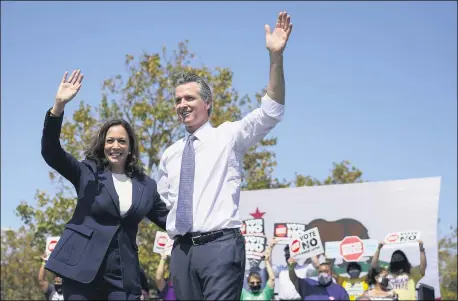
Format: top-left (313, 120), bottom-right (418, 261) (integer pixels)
top-left (1, 2), bottom-right (456, 234)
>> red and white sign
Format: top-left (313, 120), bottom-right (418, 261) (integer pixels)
top-left (386, 233), bottom-right (399, 243)
top-left (291, 239), bottom-right (301, 253)
top-left (274, 224), bottom-right (288, 237)
top-left (384, 231), bottom-right (421, 245)
top-left (273, 222), bottom-right (307, 244)
top-left (153, 231), bottom-right (173, 255)
top-left (339, 236), bottom-right (364, 262)
top-left (45, 236), bottom-right (60, 261)
top-left (289, 227), bottom-right (324, 262)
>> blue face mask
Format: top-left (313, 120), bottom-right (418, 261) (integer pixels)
top-left (318, 272), bottom-right (332, 286)
top-left (348, 269), bottom-right (361, 279)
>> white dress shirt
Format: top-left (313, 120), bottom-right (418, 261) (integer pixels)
top-left (157, 94), bottom-right (284, 239)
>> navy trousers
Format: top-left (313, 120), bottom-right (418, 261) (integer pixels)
top-left (62, 239), bottom-right (141, 300)
top-left (170, 229), bottom-right (246, 300)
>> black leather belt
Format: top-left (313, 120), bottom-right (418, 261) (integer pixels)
top-left (175, 228), bottom-right (240, 246)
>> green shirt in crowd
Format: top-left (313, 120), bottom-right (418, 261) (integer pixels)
top-left (240, 286), bottom-right (275, 300)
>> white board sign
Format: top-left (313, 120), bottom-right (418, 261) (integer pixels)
top-left (289, 227), bottom-right (324, 261)
top-left (244, 235), bottom-right (268, 259)
top-left (384, 231), bottom-right (421, 245)
top-left (45, 236), bottom-right (60, 261)
top-left (325, 239), bottom-right (379, 260)
top-left (241, 218), bottom-right (265, 236)
top-left (153, 231), bottom-right (173, 255)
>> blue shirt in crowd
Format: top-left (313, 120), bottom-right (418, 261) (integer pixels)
top-left (297, 278), bottom-right (349, 300)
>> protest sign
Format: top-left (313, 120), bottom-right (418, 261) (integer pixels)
top-left (325, 237), bottom-right (379, 262)
top-left (153, 231), bottom-right (173, 255)
top-left (241, 218), bottom-right (265, 236)
top-left (384, 231), bottom-right (421, 245)
top-left (273, 222), bottom-right (307, 244)
top-left (45, 236), bottom-right (60, 261)
top-left (289, 227), bottom-right (324, 261)
top-left (244, 235), bottom-right (268, 268)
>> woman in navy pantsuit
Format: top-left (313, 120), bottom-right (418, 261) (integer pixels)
top-left (42, 69), bottom-right (169, 300)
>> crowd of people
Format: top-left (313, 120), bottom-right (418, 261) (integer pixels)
top-left (239, 239), bottom-right (427, 300)
top-left (38, 237), bottom-right (427, 301)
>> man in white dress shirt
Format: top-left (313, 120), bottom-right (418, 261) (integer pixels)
top-left (157, 11), bottom-right (293, 300)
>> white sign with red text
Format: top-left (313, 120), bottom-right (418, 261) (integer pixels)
top-left (241, 218), bottom-right (265, 236)
top-left (289, 227), bottom-right (324, 261)
top-left (153, 231), bottom-right (173, 255)
top-left (45, 236), bottom-right (60, 261)
top-left (273, 222), bottom-right (307, 244)
top-left (325, 238), bottom-right (379, 261)
top-left (384, 231), bottom-right (421, 245)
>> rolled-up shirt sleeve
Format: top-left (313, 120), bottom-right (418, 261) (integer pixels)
top-left (261, 93), bottom-right (285, 121)
top-left (233, 94), bottom-right (285, 153)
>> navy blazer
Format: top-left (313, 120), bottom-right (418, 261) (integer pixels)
top-left (41, 109), bottom-right (169, 294)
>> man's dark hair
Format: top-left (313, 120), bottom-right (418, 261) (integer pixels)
top-left (174, 72), bottom-right (213, 116)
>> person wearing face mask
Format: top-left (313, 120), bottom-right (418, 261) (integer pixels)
top-left (311, 255), bottom-right (367, 300)
top-left (38, 253), bottom-right (64, 300)
top-left (359, 267), bottom-right (398, 300)
top-left (371, 240), bottom-right (426, 300)
top-left (289, 257), bottom-right (349, 300)
top-left (240, 239), bottom-right (275, 300)
top-left (273, 244), bottom-right (312, 300)
top-left (41, 70), bottom-right (169, 300)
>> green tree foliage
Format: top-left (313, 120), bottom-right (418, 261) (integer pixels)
top-left (438, 224), bottom-right (457, 300)
top-left (1, 227), bottom-right (44, 300)
top-left (292, 160), bottom-right (364, 187)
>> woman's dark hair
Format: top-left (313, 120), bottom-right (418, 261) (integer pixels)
top-left (389, 250), bottom-right (411, 275)
top-left (367, 266), bottom-right (388, 286)
top-left (85, 119), bottom-right (144, 178)
top-left (347, 262), bottom-right (362, 273)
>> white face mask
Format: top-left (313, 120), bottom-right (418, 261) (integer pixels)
top-left (377, 276), bottom-right (390, 288)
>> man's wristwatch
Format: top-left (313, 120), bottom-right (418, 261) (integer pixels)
top-left (420, 247), bottom-right (425, 252)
